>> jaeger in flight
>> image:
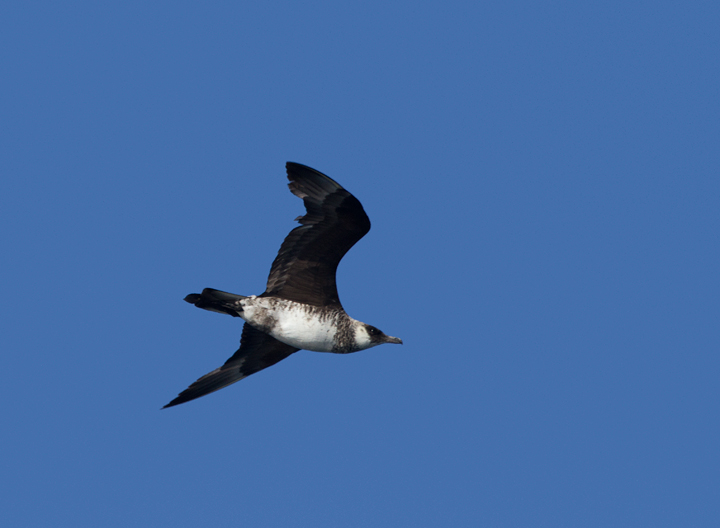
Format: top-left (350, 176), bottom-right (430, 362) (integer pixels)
top-left (164, 162), bottom-right (402, 408)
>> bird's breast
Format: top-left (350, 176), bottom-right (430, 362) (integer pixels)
top-left (239, 297), bottom-right (343, 352)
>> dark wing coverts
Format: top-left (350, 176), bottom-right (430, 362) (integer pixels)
top-left (163, 324), bottom-right (298, 408)
top-left (263, 162), bottom-right (371, 308)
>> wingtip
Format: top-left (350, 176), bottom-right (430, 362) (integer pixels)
top-left (162, 395), bottom-right (190, 409)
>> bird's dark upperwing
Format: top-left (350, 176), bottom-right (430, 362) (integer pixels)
top-left (263, 162), bottom-right (371, 308)
top-left (163, 324), bottom-right (299, 408)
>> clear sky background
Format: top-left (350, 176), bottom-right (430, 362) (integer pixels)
top-left (2, 1), bottom-right (719, 526)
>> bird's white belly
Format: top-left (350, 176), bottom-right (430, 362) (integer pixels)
top-left (240, 297), bottom-right (338, 352)
top-left (273, 312), bottom-right (337, 351)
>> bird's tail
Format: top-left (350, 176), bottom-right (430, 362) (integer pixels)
top-left (184, 288), bottom-right (247, 317)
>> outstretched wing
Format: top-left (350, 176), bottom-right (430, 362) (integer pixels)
top-left (263, 162), bottom-right (371, 308)
top-left (163, 324), bottom-right (299, 408)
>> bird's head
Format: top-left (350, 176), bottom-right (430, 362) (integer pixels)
top-left (356, 323), bottom-right (403, 350)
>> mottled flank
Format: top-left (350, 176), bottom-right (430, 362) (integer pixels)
top-left (165, 162), bottom-right (402, 408)
top-left (250, 298), bottom-right (279, 335)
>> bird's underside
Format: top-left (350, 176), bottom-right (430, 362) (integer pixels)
top-left (164, 162), bottom-right (401, 408)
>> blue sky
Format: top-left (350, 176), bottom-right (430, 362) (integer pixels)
top-left (2, 1), bottom-right (719, 526)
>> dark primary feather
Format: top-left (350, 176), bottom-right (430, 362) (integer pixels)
top-left (262, 162), bottom-right (371, 308)
top-left (163, 324), bottom-right (298, 408)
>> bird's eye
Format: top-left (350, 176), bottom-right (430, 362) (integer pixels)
top-left (367, 326), bottom-right (380, 336)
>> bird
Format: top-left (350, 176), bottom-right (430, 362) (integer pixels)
top-left (164, 162), bottom-right (402, 408)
